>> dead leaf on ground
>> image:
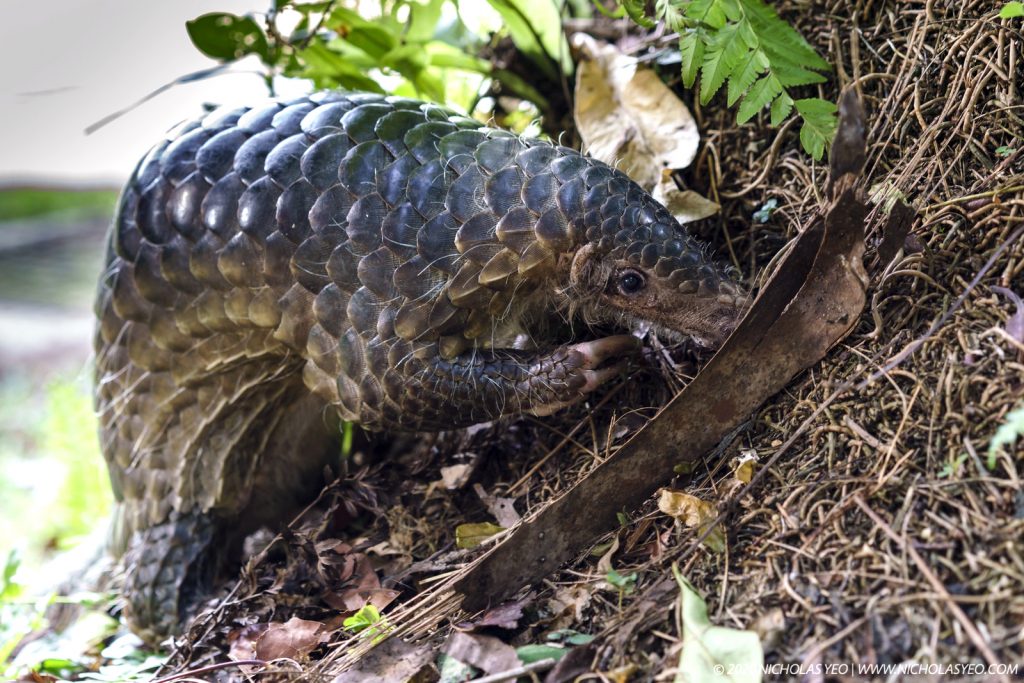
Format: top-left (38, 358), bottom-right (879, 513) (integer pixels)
top-left (545, 585), bottom-right (593, 631)
top-left (474, 483), bottom-right (522, 528)
top-left (455, 522), bottom-right (505, 549)
top-left (332, 636), bottom-right (437, 683)
top-left (440, 463), bottom-right (474, 490)
top-left (545, 644), bottom-right (597, 683)
top-left (254, 616), bottom-right (330, 661)
top-left (572, 33), bottom-right (699, 191)
top-left (227, 623), bottom-right (268, 671)
top-left (733, 451), bottom-right (758, 484)
top-left (652, 175), bottom-right (721, 225)
top-left (323, 552), bottom-right (400, 612)
top-left (657, 489), bottom-right (726, 553)
top-left (459, 597), bottom-right (529, 631)
top-left (444, 631), bottom-right (520, 675)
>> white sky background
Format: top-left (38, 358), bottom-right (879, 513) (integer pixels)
top-left (0, 1), bottom-right (311, 187)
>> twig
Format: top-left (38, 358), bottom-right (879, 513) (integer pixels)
top-left (468, 658), bottom-right (557, 683)
top-left (150, 659), bottom-right (268, 683)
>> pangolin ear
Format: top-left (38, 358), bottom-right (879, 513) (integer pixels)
top-left (569, 243), bottom-right (598, 288)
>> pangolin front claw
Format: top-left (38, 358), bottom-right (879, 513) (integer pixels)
top-left (527, 334), bottom-right (640, 416)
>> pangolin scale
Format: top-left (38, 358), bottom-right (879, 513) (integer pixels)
top-left (94, 90), bottom-right (744, 640)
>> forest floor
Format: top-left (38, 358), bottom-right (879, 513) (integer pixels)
top-left (10, 1), bottom-right (1024, 682)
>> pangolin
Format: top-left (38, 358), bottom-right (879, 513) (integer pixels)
top-left (94, 91), bottom-right (746, 641)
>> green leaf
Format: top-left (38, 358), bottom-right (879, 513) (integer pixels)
top-left (795, 97), bottom-right (838, 160)
top-left (770, 91), bottom-right (793, 125)
top-left (727, 47), bottom-right (768, 106)
top-left (486, 0), bottom-right (572, 80)
top-left (329, 6), bottom-right (397, 59)
top-left (621, 0), bottom-right (656, 28)
top-left (686, 0), bottom-right (728, 30)
top-left (296, 42), bottom-right (384, 93)
top-left (657, 0), bottom-right (687, 32)
top-left (699, 22), bottom-right (747, 104)
top-left (999, 2), bottom-right (1024, 18)
top-left (679, 30), bottom-right (706, 89)
top-left (425, 42), bottom-right (491, 73)
top-left (988, 404), bottom-right (1024, 469)
top-left (736, 73), bottom-right (782, 123)
top-left (516, 644), bottom-right (567, 664)
top-left (455, 522), bottom-right (505, 549)
top-left (406, 0), bottom-right (445, 43)
top-left (740, 0), bottom-right (829, 71)
top-left (673, 564), bottom-right (763, 683)
top-left (186, 13), bottom-right (269, 62)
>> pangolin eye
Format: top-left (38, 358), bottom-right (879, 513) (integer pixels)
top-left (617, 270), bottom-right (646, 295)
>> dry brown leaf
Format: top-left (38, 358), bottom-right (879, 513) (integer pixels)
top-left (546, 585), bottom-right (593, 631)
top-left (459, 598), bottom-right (529, 631)
top-left (572, 33), bottom-right (698, 191)
top-left (473, 483), bottom-right (522, 528)
top-left (444, 631), bottom-right (520, 675)
top-left (440, 463), bottom-right (474, 490)
top-left (652, 175), bottom-right (721, 225)
top-left (332, 637), bottom-right (437, 683)
top-left (254, 616), bottom-right (329, 661)
top-left (657, 489), bottom-right (726, 553)
top-left (227, 623), bottom-right (268, 667)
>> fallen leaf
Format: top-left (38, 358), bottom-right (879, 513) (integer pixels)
top-left (572, 33), bottom-right (699, 191)
top-left (455, 522), bottom-right (505, 549)
top-left (332, 637), bottom-right (437, 683)
top-left (733, 451), bottom-right (758, 484)
top-left (227, 623), bottom-right (268, 665)
top-left (750, 607), bottom-right (786, 653)
top-left (546, 585), bottom-right (593, 631)
top-left (444, 631), bottom-right (520, 675)
top-left (992, 286), bottom-right (1024, 346)
top-left (473, 483), bottom-right (522, 528)
top-left (255, 617), bottom-right (329, 661)
top-left (674, 566), bottom-right (763, 683)
top-left (657, 489), bottom-right (726, 553)
top-left (324, 553), bottom-right (400, 612)
top-left (545, 644), bottom-right (596, 683)
top-left (460, 598), bottom-right (529, 631)
top-left (652, 174), bottom-right (721, 225)
top-left (440, 464), bottom-right (474, 490)
top-left (516, 643), bottom-right (566, 664)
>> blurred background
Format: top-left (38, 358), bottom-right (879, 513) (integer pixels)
top-left (0, 0), bottom-right (308, 581)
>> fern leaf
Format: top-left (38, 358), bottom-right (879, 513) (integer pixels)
top-left (656, 0), bottom-right (686, 32)
top-left (769, 91), bottom-right (793, 126)
top-left (727, 46), bottom-right (767, 106)
top-left (988, 403), bottom-right (1024, 469)
top-left (737, 73), bottom-right (782, 123)
top-left (699, 22), bottom-right (747, 105)
top-left (686, 0), bottom-right (728, 30)
top-left (740, 0), bottom-right (829, 71)
top-left (795, 98), bottom-right (838, 160)
top-left (680, 30), bottom-right (706, 89)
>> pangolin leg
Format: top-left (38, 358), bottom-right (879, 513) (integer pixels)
top-left (387, 335), bottom-right (640, 429)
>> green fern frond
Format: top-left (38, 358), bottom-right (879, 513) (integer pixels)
top-left (737, 73), bottom-right (782, 123)
top-left (615, 0), bottom-right (837, 159)
top-left (699, 22), bottom-right (748, 104)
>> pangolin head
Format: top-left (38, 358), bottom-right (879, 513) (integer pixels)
top-left (565, 192), bottom-right (748, 349)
